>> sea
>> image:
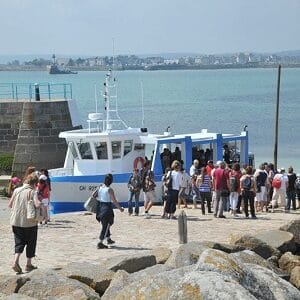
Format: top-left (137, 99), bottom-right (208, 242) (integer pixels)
top-left (0, 68), bottom-right (299, 172)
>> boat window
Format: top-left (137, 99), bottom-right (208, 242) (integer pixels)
top-left (124, 140), bottom-right (133, 156)
top-left (77, 142), bottom-right (93, 159)
top-left (68, 142), bottom-right (79, 159)
top-left (134, 143), bottom-right (145, 151)
top-left (112, 141), bottom-right (122, 159)
top-left (94, 142), bottom-right (108, 160)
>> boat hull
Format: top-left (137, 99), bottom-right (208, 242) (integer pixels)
top-left (50, 174), bottom-right (162, 214)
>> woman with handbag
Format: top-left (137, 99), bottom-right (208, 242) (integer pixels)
top-left (95, 174), bottom-right (124, 249)
top-left (8, 173), bottom-right (41, 273)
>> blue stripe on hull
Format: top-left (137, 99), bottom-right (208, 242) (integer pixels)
top-left (50, 173), bottom-right (162, 183)
top-left (50, 201), bottom-right (144, 214)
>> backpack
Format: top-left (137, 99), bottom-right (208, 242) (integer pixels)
top-left (272, 177), bottom-right (282, 189)
top-left (256, 171), bottom-right (267, 187)
top-left (242, 176), bottom-right (252, 191)
top-left (229, 174), bottom-right (238, 192)
top-left (295, 178), bottom-right (300, 190)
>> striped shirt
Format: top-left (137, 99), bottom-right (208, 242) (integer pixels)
top-left (199, 174), bottom-right (211, 192)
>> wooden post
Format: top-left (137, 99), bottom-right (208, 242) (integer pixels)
top-left (178, 210), bottom-right (187, 244)
top-left (274, 65), bottom-right (281, 170)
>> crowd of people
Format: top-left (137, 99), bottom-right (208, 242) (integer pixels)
top-left (126, 158), bottom-right (300, 221)
top-left (8, 167), bottom-right (51, 273)
top-left (8, 158), bottom-right (300, 268)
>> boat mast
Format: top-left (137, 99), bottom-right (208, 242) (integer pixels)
top-left (103, 69), bottom-right (127, 131)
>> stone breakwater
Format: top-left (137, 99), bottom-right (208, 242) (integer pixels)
top-left (0, 196), bottom-right (300, 299)
top-left (0, 219), bottom-right (299, 299)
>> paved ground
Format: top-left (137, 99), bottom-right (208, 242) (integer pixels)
top-left (0, 196), bottom-right (299, 275)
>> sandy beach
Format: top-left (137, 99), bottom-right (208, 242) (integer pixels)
top-left (0, 196), bottom-right (299, 276)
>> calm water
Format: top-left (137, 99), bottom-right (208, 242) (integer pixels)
top-left (0, 68), bottom-right (299, 171)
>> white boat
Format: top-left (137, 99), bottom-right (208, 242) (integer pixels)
top-left (49, 70), bottom-right (254, 214)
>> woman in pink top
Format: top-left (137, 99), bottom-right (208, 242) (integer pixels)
top-left (37, 175), bottom-right (50, 225)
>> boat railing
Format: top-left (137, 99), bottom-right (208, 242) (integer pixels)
top-left (0, 82), bottom-right (72, 101)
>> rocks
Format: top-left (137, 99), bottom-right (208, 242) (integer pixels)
top-left (230, 234), bottom-right (281, 259)
top-left (58, 262), bottom-right (115, 295)
top-left (201, 241), bottom-right (246, 253)
top-left (149, 247), bottom-right (172, 264)
top-left (18, 269), bottom-right (100, 299)
top-left (229, 250), bottom-right (287, 277)
top-left (242, 263), bottom-right (300, 299)
top-left (101, 270), bottom-right (130, 300)
top-left (196, 249), bottom-right (245, 282)
top-left (290, 266), bottom-right (300, 289)
top-left (255, 230), bottom-right (297, 254)
top-left (0, 275), bottom-right (30, 295)
top-left (99, 253), bottom-right (156, 273)
top-left (0, 293), bottom-right (36, 300)
top-left (166, 241), bottom-right (209, 268)
top-left (280, 219), bottom-right (300, 248)
top-left (279, 252), bottom-right (300, 274)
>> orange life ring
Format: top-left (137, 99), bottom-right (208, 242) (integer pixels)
top-left (133, 156), bottom-right (145, 170)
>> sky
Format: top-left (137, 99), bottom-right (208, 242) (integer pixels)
top-left (0, 0), bottom-right (299, 56)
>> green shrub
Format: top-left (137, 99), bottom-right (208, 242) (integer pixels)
top-left (0, 155), bottom-right (14, 173)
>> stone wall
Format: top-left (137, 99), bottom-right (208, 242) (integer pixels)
top-left (0, 100), bottom-right (81, 177)
top-left (0, 101), bottom-right (23, 155)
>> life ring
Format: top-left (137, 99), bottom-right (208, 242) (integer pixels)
top-left (133, 156), bottom-right (145, 170)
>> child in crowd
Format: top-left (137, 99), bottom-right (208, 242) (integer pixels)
top-left (37, 175), bottom-right (50, 225)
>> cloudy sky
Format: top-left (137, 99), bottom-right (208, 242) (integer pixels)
top-left (0, 0), bottom-right (299, 56)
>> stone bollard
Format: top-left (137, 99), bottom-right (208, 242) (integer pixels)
top-left (178, 210), bottom-right (187, 244)
top-left (34, 83), bottom-right (40, 101)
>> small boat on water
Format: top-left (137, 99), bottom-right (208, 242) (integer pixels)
top-left (47, 54), bottom-right (77, 75)
top-left (49, 70), bottom-right (254, 214)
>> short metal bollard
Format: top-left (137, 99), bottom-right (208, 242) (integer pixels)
top-left (34, 83), bottom-right (40, 101)
top-left (178, 210), bottom-right (187, 244)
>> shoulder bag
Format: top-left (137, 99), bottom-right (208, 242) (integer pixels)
top-left (84, 194), bottom-right (99, 213)
top-left (27, 190), bottom-right (43, 222)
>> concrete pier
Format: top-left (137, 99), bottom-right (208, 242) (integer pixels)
top-left (0, 99), bottom-right (81, 177)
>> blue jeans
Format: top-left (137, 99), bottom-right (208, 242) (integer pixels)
top-left (128, 191), bottom-right (140, 215)
top-left (286, 190), bottom-right (296, 210)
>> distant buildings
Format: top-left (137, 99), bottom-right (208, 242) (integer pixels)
top-left (2, 51), bottom-right (300, 71)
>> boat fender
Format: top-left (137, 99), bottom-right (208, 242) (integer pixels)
top-left (133, 157), bottom-right (145, 170)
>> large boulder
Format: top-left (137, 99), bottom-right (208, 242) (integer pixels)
top-left (290, 266), bottom-right (300, 289)
top-left (230, 234), bottom-right (281, 259)
top-left (58, 262), bottom-right (114, 295)
top-left (149, 247), bottom-right (172, 264)
top-left (255, 230), bottom-right (297, 254)
top-left (278, 252), bottom-right (300, 275)
top-left (242, 263), bottom-right (300, 299)
top-left (0, 275), bottom-right (29, 295)
top-left (196, 249), bottom-right (245, 282)
top-left (102, 263), bottom-right (173, 299)
top-left (229, 250), bottom-right (288, 278)
top-left (99, 253), bottom-right (156, 273)
top-left (107, 268), bottom-right (256, 300)
top-left (18, 269), bottom-right (100, 299)
top-left (165, 241), bottom-right (209, 268)
top-left (280, 219), bottom-right (300, 249)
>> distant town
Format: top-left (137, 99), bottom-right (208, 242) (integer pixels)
top-left (1, 51), bottom-right (300, 71)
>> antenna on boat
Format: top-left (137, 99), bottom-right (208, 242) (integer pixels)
top-left (94, 83), bottom-right (98, 113)
top-left (140, 81), bottom-right (145, 127)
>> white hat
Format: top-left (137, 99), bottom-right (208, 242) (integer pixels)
top-left (216, 160), bottom-right (222, 166)
top-left (39, 174), bottom-right (47, 181)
